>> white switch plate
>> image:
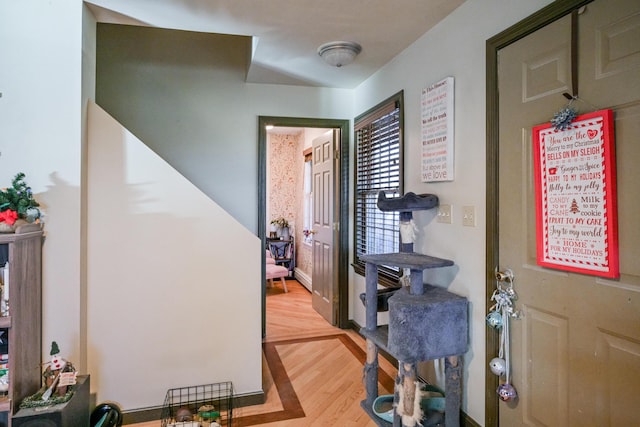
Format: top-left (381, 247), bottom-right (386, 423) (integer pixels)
top-left (437, 204), bottom-right (452, 224)
top-left (462, 205), bottom-right (476, 227)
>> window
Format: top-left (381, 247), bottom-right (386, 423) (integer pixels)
top-left (353, 91), bottom-right (403, 284)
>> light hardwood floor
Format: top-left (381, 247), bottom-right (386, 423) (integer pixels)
top-left (129, 280), bottom-right (396, 426)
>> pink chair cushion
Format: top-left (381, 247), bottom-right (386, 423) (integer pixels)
top-left (265, 264), bottom-right (288, 279)
top-left (265, 249), bottom-right (288, 292)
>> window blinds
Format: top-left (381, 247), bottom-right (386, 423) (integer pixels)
top-left (354, 95), bottom-right (403, 277)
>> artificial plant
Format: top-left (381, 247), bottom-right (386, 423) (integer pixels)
top-left (0, 173), bottom-right (40, 224)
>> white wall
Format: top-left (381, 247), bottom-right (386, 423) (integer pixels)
top-left (351, 0), bottom-right (554, 423)
top-left (85, 51), bottom-right (354, 410)
top-left (87, 101), bottom-right (263, 408)
top-left (0, 0), bottom-right (85, 366)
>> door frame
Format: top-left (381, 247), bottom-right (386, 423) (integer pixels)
top-left (485, 1), bottom-right (593, 425)
top-left (258, 116), bottom-right (350, 337)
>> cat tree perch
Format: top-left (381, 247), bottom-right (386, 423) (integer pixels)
top-left (360, 191), bottom-right (469, 427)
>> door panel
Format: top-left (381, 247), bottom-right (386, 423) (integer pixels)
top-left (613, 104), bottom-right (640, 277)
top-left (521, 306), bottom-right (569, 426)
top-left (497, 1), bottom-right (640, 425)
top-left (312, 130), bottom-right (338, 324)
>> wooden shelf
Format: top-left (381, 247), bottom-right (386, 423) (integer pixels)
top-left (0, 230), bottom-right (43, 422)
top-left (0, 396), bottom-right (10, 412)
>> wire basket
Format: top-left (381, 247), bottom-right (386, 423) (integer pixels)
top-left (161, 382), bottom-right (233, 427)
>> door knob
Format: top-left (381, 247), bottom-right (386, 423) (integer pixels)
top-left (495, 268), bottom-right (513, 283)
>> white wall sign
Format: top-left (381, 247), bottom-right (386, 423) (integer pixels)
top-left (421, 77), bottom-right (454, 182)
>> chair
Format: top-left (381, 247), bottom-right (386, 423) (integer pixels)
top-left (265, 250), bottom-right (288, 292)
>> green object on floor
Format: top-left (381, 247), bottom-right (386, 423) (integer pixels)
top-left (199, 410), bottom-right (221, 419)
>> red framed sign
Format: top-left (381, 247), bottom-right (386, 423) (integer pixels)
top-left (532, 109), bottom-right (619, 278)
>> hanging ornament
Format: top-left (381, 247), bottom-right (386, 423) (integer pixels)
top-left (550, 93), bottom-right (603, 132)
top-left (495, 303), bottom-right (518, 402)
top-left (486, 311), bottom-right (503, 329)
top-left (497, 383), bottom-right (518, 402)
top-left (550, 106), bottom-right (577, 131)
top-left (489, 269), bottom-right (520, 402)
top-left (489, 357), bottom-right (506, 376)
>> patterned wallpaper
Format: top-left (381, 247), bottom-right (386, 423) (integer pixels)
top-left (268, 133), bottom-right (312, 278)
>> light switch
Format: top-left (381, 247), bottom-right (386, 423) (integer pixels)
top-left (437, 204), bottom-right (452, 224)
top-left (462, 205), bottom-right (476, 227)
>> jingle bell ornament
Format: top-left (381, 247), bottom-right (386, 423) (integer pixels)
top-left (486, 311), bottom-right (503, 329)
top-left (497, 383), bottom-right (518, 402)
top-left (489, 357), bottom-right (506, 376)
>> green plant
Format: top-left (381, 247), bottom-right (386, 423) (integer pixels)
top-left (0, 173), bottom-right (41, 224)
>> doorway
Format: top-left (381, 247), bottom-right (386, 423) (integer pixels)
top-left (258, 116), bottom-right (350, 338)
top-left (486, 0), bottom-right (640, 425)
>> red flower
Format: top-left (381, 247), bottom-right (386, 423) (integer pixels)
top-left (0, 210), bottom-right (18, 225)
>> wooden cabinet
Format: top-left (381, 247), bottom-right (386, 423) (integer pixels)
top-left (0, 223), bottom-right (43, 425)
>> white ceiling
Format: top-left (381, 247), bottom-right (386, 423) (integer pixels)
top-left (85, 0), bottom-right (465, 89)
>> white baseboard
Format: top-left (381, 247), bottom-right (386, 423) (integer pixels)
top-left (294, 268), bottom-right (312, 291)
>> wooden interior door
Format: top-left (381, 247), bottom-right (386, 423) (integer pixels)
top-left (311, 130), bottom-right (339, 325)
top-left (497, 0), bottom-right (640, 425)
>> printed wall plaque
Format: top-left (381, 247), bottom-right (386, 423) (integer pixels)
top-left (421, 77), bottom-right (454, 182)
top-left (533, 109), bottom-right (619, 278)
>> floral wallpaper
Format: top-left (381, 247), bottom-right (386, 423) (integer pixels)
top-left (268, 132), bottom-right (312, 278)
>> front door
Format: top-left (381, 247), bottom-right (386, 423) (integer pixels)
top-left (497, 0), bottom-right (640, 425)
top-left (311, 130), bottom-right (339, 324)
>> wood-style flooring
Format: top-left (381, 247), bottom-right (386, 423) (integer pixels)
top-left (129, 279), bottom-right (396, 426)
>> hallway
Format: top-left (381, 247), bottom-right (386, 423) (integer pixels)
top-left (235, 279), bottom-right (397, 425)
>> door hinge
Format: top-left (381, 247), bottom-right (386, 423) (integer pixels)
top-left (334, 151), bottom-right (340, 160)
top-left (333, 222), bottom-right (339, 231)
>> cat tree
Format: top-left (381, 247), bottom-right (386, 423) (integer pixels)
top-left (360, 192), bottom-right (469, 427)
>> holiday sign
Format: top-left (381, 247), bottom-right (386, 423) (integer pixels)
top-left (533, 109), bottom-right (619, 278)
